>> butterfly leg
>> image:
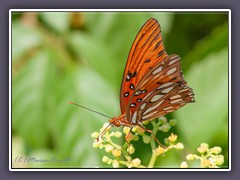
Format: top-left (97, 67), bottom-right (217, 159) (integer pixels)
top-left (125, 127), bottom-right (133, 146)
top-left (137, 124), bottom-right (166, 148)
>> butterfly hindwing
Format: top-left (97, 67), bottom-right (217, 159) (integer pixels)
top-left (127, 55), bottom-right (195, 123)
top-left (120, 18), bottom-right (168, 114)
top-left (137, 82), bottom-right (194, 122)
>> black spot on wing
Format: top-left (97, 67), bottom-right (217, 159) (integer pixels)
top-left (130, 84), bottom-right (135, 90)
top-left (130, 103), bottom-right (136, 107)
top-left (154, 41), bottom-right (161, 50)
top-left (144, 59), bottom-right (150, 63)
top-left (124, 92), bottom-right (129, 97)
top-left (132, 71), bottom-right (137, 77)
top-left (157, 50), bottom-right (165, 58)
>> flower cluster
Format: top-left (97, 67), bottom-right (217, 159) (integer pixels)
top-left (92, 118), bottom-right (225, 168)
top-left (180, 143), bottom-right (224, 168)
top-left (91, 117), bottom-right (183, 168)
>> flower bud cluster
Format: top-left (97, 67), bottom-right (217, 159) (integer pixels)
top-left (181, 143), bottom-right (224, 168)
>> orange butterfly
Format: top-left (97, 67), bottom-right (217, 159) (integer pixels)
top-left (72, 18), bottom-right (195, 146)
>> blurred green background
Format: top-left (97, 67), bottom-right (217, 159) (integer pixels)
top-left (11, 12), bottom-right (229, 168)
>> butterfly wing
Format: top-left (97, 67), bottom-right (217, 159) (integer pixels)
top-left (127, 54), bottom-right (195, 123)
top-left (120, 18), bottom-right (168, 114)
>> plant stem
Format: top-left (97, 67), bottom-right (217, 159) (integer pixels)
top-left (116, 141), bottom-right (132, 162)
top-left (148, 121), bottom-right (161, 167)
top-left (148, 153), bottom-right (158, 168)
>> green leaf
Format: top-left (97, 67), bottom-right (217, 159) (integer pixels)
top-left (12, 48), bottom-right (58, 148)
top-left (71, 13), bottom-right (173, 89)
top-left (183, 22), bottom-right (229, 72)
top-left (40, 12), bottom-right (70, 33)
top-left (84, 13), bottom-right (174, 79)
top-left (68, 32), bottom-right (120, 88)
top-left (175, 48), bottom-right (228, 150)
top-left (53, 67), bottom-right (119, 167)
top-left (12, 21), bottom-right (42, 62)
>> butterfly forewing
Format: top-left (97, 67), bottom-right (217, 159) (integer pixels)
top-left (120, 18), bottom-right (168, 114)
top-left (127, 55), bottom-right (195, 123)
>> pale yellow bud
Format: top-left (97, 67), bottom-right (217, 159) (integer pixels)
top-left (132, 158), bottom-right (141, 167)
top-left (175, 143), bottom-right (184, 150)
top-left (99, 144), bottom-right (104, 149)
top-left (155, 146), bottom-right (165, 156)
top-left (131, 127), bottom-right (138, 133)
top-left (215, 155), bottom-right (224, 165)
top-left (180, 161), bottom-right (188, 168)
top-left (168, 133), bottom-right (178, 142)
top-left (100, 123), bottom-right (110, 132)
top-left (107, 159), bottom-right (112, 165)
top-left (92, 141), bottom-right (100, 148)
top-left (102, 156), bottom-right (109, 163)
top-left (197, 143), bottom-right (209, 154)
top-left (123, 127), bottom-right (131, 134)
top-left (202, 159), bottom-right (211, 168)
top-left (186, 154), bottom-right (195, 161)
top-left (127, 145), bottom-right (135, 154)
top-left (109, 132), bottom-right (115, 136)
top-left (112, 160), bottom-right (119, 168)
top-left (105, 144), bottom-right (114, 152)
top-left (112, 149), bottom-right (121, 157)
top-left (91, 132), bottom-right (99, 139)
top-left (143, 135), bottom-right (151, 144)
top-left (114, 131), bottom-right (122, 138)
top-left (210, 147), bottom-right (222, 155)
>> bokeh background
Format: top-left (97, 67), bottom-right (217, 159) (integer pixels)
top-left (11, 11), bottom-right (229, 168)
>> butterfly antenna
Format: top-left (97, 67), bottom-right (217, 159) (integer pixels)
top-left (68, 101), bottom-right (112, 119)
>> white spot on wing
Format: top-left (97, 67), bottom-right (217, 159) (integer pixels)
top-left (157, 82), bottom-right (174, 89)
top-left (140, 103), bottom-right (147, 110)
top-left (135, 90), bottom-right (141, 96)
top-left (163, 106), bottom-right (174, 111)
top-left (161, 86), bottom-right (174, 93)
top-left (167, 67), bottom-right (177, 76)
top-left (152, 66), bottom-right (163, 75)
top-left (143, 100), bottom-right (164, 115)
top-left (142, 111), bottom-right (158, 120)
top-left (178, 88), bottom-right (188, 93)
top-left (126, 74), bottom-right (130, 81)
top-left (131, 111), bottom-right (137, 123)
top-left (170, 95), bottom-right (181, 99)
top-left (150, 94), bottom-right (163, 102)
top-left (130, 103), bottom-right (136, 107)
top-left (142, 92), bottom-right (152, 101)
top-left (169, 57), bottom-right (179, 65)
top-left (170, 99), bottom-right (183, 104)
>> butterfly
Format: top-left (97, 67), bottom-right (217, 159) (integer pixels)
top-left (97, 18), bottom-right (195, 146)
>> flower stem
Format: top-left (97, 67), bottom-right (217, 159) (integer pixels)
top-left (148, 152), bottom-right (158, 168)
top-left (148, 121), bottom-right (161, 167)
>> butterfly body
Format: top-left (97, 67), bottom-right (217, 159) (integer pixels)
top-left (102, 18), bottom-right (194, 144)
top-left (109, 114), bottom-right (128, 127)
